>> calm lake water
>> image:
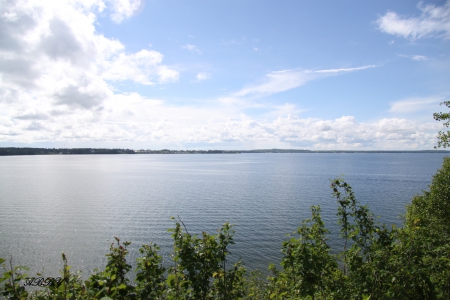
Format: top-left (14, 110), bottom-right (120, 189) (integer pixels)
top-left (0, 153), bottom-right (448, 278)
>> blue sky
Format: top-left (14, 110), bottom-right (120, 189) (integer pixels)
top-left (1, 0), bottom-right (449, 149)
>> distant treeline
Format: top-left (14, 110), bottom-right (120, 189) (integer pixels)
top-left (0, 148), bottom-right (135, 156)
top-left (1, 147), bottom-right (449, 156)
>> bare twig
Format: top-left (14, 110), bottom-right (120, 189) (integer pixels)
top-left (177, 215), bottom-right (190, 235)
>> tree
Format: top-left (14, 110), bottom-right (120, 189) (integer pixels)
top-left (433, 100), bottom-right (450, 148)
top-left (402, 156), bottom-right (450, 299)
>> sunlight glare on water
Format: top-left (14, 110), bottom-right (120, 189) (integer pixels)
top-left (0, 153), bottom-right (447, 277)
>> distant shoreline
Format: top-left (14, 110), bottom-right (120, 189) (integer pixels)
top-left (1, 147), bottom-right (449, 156)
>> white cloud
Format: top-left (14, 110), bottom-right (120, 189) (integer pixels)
top-left (103, 50), bottom-right (178, 84)
top-left (410, 55), bottom-right (428, 61)
top-left (182, 44), bottom-right (202, 54)
top-left (398, 54), bottom-right (429, 61)
top-left (376, 1), bottom-right (450, 39)
top-left (389, 97), bottom-right (443, 113)
top-left (233, 70), bottom-right (314, 98)
top-left (263, 103), bottom-right (307, 119)
top-left (0, 0), bottom-right (179, 112)
top-left (108, 0), bottom-right (143, 23)
top-left (1, 90), bottom-right (441, 149)
top-left (157, 66), bottom-right (180, 83)
top-left (314, 65), bottom-right (377, 73)
top-left (233, 66), bottom-right (376, 98)
top-left (196, 72), bottom-right (210, 81)
top-left (0, 2), bottom-right (439, 150)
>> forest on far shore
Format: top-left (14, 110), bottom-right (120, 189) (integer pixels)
top-left (1, 147), bottom-right (449, 156)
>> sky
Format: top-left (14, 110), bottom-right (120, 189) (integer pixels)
top-left (1, 0), bottom-right (449, 150)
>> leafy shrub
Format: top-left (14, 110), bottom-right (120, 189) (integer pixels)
top-left (2, 158), bottom-right (449, 299)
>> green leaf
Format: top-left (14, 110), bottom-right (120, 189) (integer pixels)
top-left (167, 273), bottom-right (176, 286)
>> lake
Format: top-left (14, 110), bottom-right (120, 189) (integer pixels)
top-left (0, 153), bottom-right (448, 278)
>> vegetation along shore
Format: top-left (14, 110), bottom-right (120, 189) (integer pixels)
top-left (1, 147), bottom-right (449, 156)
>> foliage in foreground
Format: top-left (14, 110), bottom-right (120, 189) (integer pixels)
top-left (434, 100), bottom-right (450, 149)
top-left (1, 157), bottom-right (449, 299)
top-left (267, 158), bottom-right (450, 299)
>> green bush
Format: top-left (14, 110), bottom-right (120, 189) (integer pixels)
top-left (2, 158), bottom-right (449, 299)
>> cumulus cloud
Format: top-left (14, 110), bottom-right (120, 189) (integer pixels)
top-left (108, 0), bottom-right (143, 23)
top-left (0, 0), bottom-right (182, 146)
top-left (1, 89), bottom-right (440, 149)
top-left (54, 84), bottom-right (108, 109)
top-left (103, 50), bottom-right (178, 84)
top-left (0, 0), bottom-right (178, 113)
top-left (14, 112), bottom-right (49, 121)
top-left (0, 2), bottom-right (438, 150)
top-left (376, 1), bottom-right (450, 39)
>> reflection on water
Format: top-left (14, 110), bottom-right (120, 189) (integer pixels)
top-left (0, 153), bottom-right (447, 277)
